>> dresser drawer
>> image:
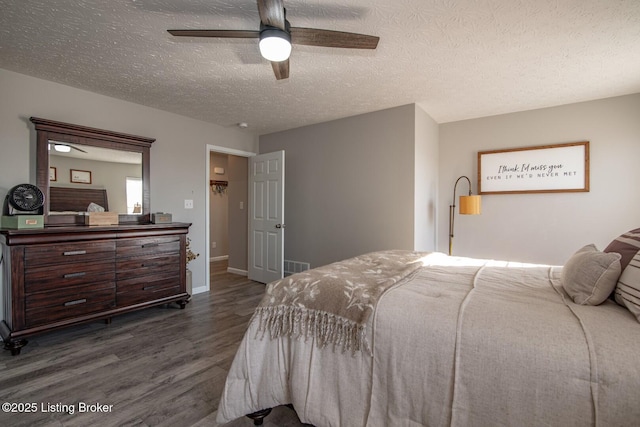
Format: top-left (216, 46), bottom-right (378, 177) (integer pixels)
top-left (117, 275), bottom-right (181, 307)
top-left (117, 272), bottom-right (180, 293)
top-left (25, 282), bottom-right (116, 327)
top-left (25, 240), bottom-right (115, 268)
top-left (25, 259), bottom-right (115, 293)
top-left (116, 253), bottom-right (180, 279)
top-left (117, 286), bottom-right (181, 307)
top-left (117, 236), bottom-right (180, 258)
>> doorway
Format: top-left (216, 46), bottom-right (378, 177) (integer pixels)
top-left (202, 144), bottom-right (254, 294)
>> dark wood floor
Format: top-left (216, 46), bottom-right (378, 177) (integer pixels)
top-left (0, 261), bottom-right (305, 427)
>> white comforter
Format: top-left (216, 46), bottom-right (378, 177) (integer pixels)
top-left (217, 253), bottom-right (640, 426)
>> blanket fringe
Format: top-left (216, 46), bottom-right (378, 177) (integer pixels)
top-left (252, 306), bottom-right (370, 355)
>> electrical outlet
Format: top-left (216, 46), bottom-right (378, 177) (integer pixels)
top-left (184, 199), bottom-right (193, 209)
top-left (212, 241), bottom-right (217, 249)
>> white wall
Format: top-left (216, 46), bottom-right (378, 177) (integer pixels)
top-left (259, 104), bottom-right (439, 268)
top-left (439, 93), bottom-right (640, 265)
top-left (0, 68), bottom-right (258, 322)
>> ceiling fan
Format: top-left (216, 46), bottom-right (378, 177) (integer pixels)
top-left (48, 141), bottom-right (87, 153)
top-left (168, 0), bottom-right (379, 80)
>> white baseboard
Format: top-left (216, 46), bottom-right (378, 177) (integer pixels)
top-left (227, 267), bottom-right (248, 276)
top-left (210, 255), bottom-right (229, 262)
top-left (192, 285), bottom-right (208, 295)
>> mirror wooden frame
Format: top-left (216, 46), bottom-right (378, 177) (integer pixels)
top-left (31, 117), bottom-right (154, 226)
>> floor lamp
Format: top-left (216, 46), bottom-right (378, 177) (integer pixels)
top-left (449, 176), bottom-right (481, 256)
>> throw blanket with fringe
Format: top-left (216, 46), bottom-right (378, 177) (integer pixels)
top-left (252, 250), bottom-right (427, 353)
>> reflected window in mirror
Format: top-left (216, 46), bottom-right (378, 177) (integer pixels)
top-left (126, 177), bottom-right (143, 214)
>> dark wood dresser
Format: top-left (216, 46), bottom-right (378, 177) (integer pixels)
top-left (0, 223), bottom-right (191, 355)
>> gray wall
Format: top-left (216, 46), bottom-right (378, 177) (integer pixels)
top-left (439, 93), bottom-right (640, 265)
top-left (0, 68), bottom-right (258, 321)
top-left (259, 103), bottom-right (439, 268)
top-left (414, 106), bottom-right (440, 250)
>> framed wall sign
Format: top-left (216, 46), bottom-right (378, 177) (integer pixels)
top-left (478, 141), bottom-right (589, 194)
top-left (70, 169), bottom-right (92, 184)
top-left (49, 166), bottom-right (57, 182)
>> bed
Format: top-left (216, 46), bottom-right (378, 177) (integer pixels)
top-left (217, 230), bottom-right (640, 426)
top-left (49, 186), bottom-right (109, 213)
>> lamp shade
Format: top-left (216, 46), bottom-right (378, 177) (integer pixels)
top-left (259, 28), bottom-right (292, 62)
top-left (459, 195), bottom-right (481, 215)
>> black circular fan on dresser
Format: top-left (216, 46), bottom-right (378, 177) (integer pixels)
top-left (6, 183), bottom-right (45, 214)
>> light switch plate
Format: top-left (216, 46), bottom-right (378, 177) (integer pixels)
top-left (184, 199), bottom-right (193, 209)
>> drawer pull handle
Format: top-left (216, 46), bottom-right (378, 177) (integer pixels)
top-left (142, 243), bottom-right (158, 248)
top-left (63, 272), bottom-right (86, 279)
top-left (63, 250), bottom-right (87, 256)
top-left (64, 298), bottom-right (87, 306)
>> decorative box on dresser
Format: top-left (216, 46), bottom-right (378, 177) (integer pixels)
top-left (1, 223), bottom-right (191, 355)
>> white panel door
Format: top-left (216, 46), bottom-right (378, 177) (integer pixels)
top-left (248, 150), bottom-right (284, 283)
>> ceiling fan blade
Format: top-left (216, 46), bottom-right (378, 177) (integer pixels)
top-left (71, 145), bottom-right (88, 153)
top-left (271, 59), bottom-right (290, 80)
top-left (290, 27), bottom-right (379, 49)
top-left (168, 29), bottom-right (259, 39)
top-left (257, 0), bottom-right (286, 30)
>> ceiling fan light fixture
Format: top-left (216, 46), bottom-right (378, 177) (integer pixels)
top-left (259, 27), bottom-right (291, 62)
top-left (54, 144), bottom-right (71, 153)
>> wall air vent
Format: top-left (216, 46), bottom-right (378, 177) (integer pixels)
top-left (284, 260), bottom-right (310, 276)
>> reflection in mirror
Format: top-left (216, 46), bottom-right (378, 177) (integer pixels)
top-left (48, 143), bottom-right (143, 214)
top-left (32, 117), bottom-right (154, 226)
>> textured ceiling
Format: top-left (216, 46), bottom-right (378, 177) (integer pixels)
top-left (1, 0), bottom-right (639, 135)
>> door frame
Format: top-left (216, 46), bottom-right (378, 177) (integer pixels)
top-left (199, 144), bottom-right (256, 295)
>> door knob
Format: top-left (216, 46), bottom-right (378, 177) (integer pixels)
top-left (275, 224), bottom-right (286, 229)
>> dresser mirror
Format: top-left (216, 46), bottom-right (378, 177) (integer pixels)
top-left (32, 117), bottom-right (154, 225)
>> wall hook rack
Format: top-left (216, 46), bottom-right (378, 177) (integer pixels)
top-left (210, 180), bottom-right (228, 194)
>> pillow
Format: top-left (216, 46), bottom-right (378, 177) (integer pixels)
top-left (604, 228), bottom-right (640, 320)
top-left (562, 244), bottom-right (621, 305)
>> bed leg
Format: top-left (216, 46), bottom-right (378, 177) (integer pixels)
top-left (246, 408), bottom-right (272, 425)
